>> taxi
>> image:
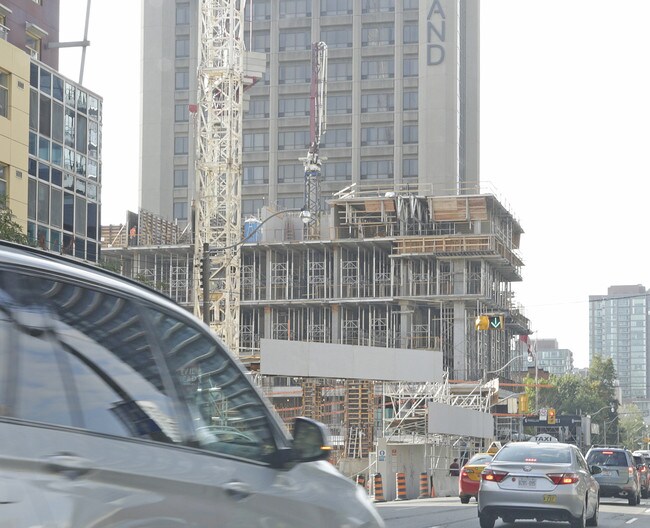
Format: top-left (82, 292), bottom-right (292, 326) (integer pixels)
top-left (459, 442), bottom-right (502, 503)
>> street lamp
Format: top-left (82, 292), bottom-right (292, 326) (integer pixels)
top-left (587, 404), bottom-right (615, 445)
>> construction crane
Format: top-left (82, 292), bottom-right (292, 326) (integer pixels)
top-left (193, 0), bottom-right (245, 353)
top-left (301, 42), bottom-right (328, 239)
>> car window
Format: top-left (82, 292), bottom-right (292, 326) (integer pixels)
top-left (0, 270), bottom-right (181, 443)
top-left (575, 448), bottom-right (590, 471)
top-left (587, 450), bottom-right (628, 466)
top-left (467, 454), bottom-right (492, 466)
top-left (493, 444), bottom-right (571, 464)
top-left (144, 307), bottom-right (280, 463)
top-left (634, 455), bottom-right (643, 466)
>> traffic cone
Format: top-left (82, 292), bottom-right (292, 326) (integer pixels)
top-left (396, 472), bottom-right (408, 500)
top-left (370, 473), bottom-right (386, 502)
top-left (418, 472), bottom-right (429, 499)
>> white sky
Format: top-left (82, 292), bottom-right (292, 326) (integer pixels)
top-left (57, 1), bottom-right (650, 369)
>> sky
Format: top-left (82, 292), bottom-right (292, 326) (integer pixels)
top-left (57, 1), bottom-right (650, 369)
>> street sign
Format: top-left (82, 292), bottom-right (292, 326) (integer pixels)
top-left (539, 408), bottom-right (548, 422)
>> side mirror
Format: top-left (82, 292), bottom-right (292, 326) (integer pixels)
top-left (292, 417), bottom-right (332, 462)
top-left (590, 465), bottom-right (602, 475)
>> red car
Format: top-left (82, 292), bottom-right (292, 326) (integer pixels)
top-left (459, 452), bottom-right (494, 503)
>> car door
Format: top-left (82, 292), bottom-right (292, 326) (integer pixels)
top-left (1, 265), bottom-right (349, 527)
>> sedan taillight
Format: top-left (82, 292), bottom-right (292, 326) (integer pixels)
top-left (481, 469), bottom-right (508, 482)
top-left (629, 467), bottom-right (635, 477)
top-left (547, 473), bottom-right (579, 485)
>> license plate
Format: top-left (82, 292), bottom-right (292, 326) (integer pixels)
top-left (518, 478), bottom-right (536, 489)
top-left (543, 495), bottom-right (557, 503)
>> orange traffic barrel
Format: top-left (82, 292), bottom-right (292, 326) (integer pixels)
top-left (370, 473), bottom-right (386, 502)
top-left (396, 472), bottom-right (408, 500)
top-left (418, 472), bottom-right (429, 499)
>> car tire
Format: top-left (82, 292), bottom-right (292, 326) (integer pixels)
top-left (642, 488), bottom-right (648, 499)
top-left (586, 497), bottom-right (599, 527)
top-left (460, 495), bottom-right (470, 504)
top-left (628, 493), bottom-right (637, 506)
top-left (569, 506), bottom-right (585, 528)
top-left (478, 512), bottom-right (495, 528)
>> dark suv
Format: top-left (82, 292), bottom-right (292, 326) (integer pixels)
top-left (633, 452), bottom-right (650, 499)
top-left (586, 446), bottom-right (640, 505)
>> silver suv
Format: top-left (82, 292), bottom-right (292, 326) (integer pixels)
top-left (0, 242), bottom-right (384, 527)
top-left (586, 446), bottom-right (640, 505)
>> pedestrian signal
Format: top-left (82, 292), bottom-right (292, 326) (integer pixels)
top-left (475, 315), bottom-right (489, 330)
top-left (547, 408), bottom-right (556, 425)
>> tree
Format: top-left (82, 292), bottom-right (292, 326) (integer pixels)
top-left (619, 403), bottom-right (646, 450)
top-left (0, 196), bottom-right (30, 245)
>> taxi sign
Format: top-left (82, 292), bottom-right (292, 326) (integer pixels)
top-left (531, 434), bottom-right (558, 443)
top-left (486, 441), bottom-right (503, 454)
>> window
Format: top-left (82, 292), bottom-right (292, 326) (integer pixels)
top-left (0, 71), bottom-right (7, 118)
top-left (328, 94), bottom-right (352, 114)
top-left (322, 161), bottom-right (351, 181)
top-left (278, 164), bottom-right (302, 183)
top-left (277, 195), bottom-right (303, 210)
top-left (175, 70), bottom-right (189, 90)
top-left (362, 0), bottom-right (394, 12)
top-left (249, 31), bottom-right (270, 52)
top-left (361, 24), bottom-right (394, 46)
top-left (279, 62), bottom-right (310, 84)
top-left (403, 57), bottom-right (418, 77)
top-left (174, 201), bottom-right (188, 220)
top-left (176, 2), bottom-right (190, 25)
top-left (403, 157), bottom-right (417, 178)
top-left (361, 58), bottom-right (394, 79)
top-left (0, 163), bottom-right (6, 195)
top-left (174, 136), bottom-right (189, 155)
top-left (279, 30), bottom-right (311, 51)
top-left (403, 89), bottom-right (418, 110)
top-left (361, 159), bottom-right (393, 180)
top-left (243, 198), bottom-right (264, 216)
top-left (175, 104), bottom-right (189, 122)
top-left (403, 124), bottom-right (418, 144)
top-left (248, 98), bottom-right (269, 118)
top-left (361, 126), bottom-right (393, 146)
top-left (244, 0), bottom-right (271, 20)
top-left (25, 33), bottom-right (41, 59)
top-left (243, 132), bottom-right (269, 152)
top-left (278, 130), bottom-right (309, 150)
top-left (280, 0), bottom-right (311, 18)
top-left (320, 27), bottom-right (352, 48)
top-left (321, 0), bottom-right (352, 15)
top-left (322, 127), bottom-right (351, 148)
top-left (279, 97), bottom-right (309, 117)
top-left (404, 0), bottom-right (419, 9)
top-left (361, 93), bottom-right (394, 113)
top-left (328, 60), bottom-right (352, 81)
top-left (243, 165), bottom-right (269, 185)
top-left (0, 15), bottom-right (7, 42)
top-left (175, 38), bottom-right (190, 58)
top-left (403, 24), bottom-right (418, 44)
top-left (174, 168), bottom-right (188, 187)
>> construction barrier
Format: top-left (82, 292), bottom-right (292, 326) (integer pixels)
top-left (395, 472), bottom-right (408, 500)
top-left (418, 472), bottom-right (429, 499)
top-left (430, 475), bottom-right (437, 498)
top-left (370, 473), bottom-right (386, 502)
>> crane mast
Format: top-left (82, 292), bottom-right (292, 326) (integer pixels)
top-left (302, 42), bottom-right (328, 239)
top-left (193, 0), bottom-right (245, 353)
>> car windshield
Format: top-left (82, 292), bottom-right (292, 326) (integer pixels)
top-left (493, 444), bottom-right (571, 464)
top-left (587, 451), bottom-right (628, 466)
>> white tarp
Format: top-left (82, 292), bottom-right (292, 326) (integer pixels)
top-left (260, 339), bottom-right (443, 382)
top-left (428, 401), bottom-right (493, 438)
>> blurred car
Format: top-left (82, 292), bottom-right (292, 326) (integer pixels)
top-left (478, 440), bottom-right (600, 528)
top-left (458, 442), bottom-right (502, 503)
top-left (633, 452), bottom-right (650, 498)
top-left (0, 241), bottom-right (385, 528)
top-left (586, 446), bottom-right (640, 505)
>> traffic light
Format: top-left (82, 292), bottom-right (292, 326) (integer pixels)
top-left (547, 408), bottom-right (556, 425)
top-left (518, 394), bottom-right (529, 413)
top-left (475, 315), bottom-right (489, 330)
top-left (475, 314), bottom-right (505, 330)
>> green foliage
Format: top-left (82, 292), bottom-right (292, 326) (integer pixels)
top-left (619, 403), bottom-right (647, 450)
top-left (0, 196), bottom-right (30, 245)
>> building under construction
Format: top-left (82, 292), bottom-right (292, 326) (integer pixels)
top-left (102, 184), bottom-right (530, 461)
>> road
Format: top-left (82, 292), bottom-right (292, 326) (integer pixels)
top-left (376, 496), bottom-right (650, 528)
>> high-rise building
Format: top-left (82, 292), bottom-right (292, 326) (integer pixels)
top-left (0, 0), bottom-right (103, 262)
top-left (535, 338), bottom-right (574, 376)
top-left (590, 285), bottom-right (649, 406)
top-left (140, 0), bottom-right (480, 224)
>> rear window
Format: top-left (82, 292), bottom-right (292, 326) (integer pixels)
top-left (467, 454), bottom-right (492, 466)
top-left (587, 450), bottom-right (628, 466)
top-left (493, 444), bottom-right (571, 464)
top-left (634, 456), bottom-right (645, 466)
